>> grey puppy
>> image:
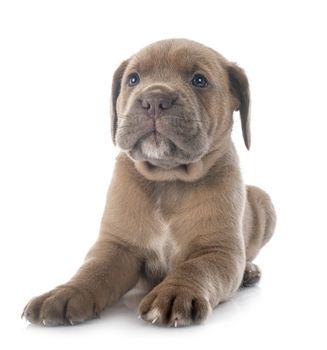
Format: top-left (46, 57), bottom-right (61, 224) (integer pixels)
top-left (23, 39), bottom-right (276, 327)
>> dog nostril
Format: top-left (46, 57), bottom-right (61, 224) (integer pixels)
top-left (159, 100), bottom-right (171, 110)
top-left (141, 100), bottom-right (151, 109)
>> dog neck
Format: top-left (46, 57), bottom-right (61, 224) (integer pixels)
top-left (132, 141), bottom-right (235, 182)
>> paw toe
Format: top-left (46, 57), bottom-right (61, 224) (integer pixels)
top-left (139, 286), bottom-right (210, 327)
top-left (23, 285), bottom-right (98, 326)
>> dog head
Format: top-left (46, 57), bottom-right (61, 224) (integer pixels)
top-left (111, 39), bottom-right (250, 180)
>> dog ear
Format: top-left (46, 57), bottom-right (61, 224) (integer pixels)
top-left (110, 59), bottom-right (129, 145)
top-left (227, 64), bottom-right (251, 150)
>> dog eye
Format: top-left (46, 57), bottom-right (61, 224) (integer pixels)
top-left (128, 73), bottom-right (140, 87)
top-left (191, 74), bottom-right (208, 88)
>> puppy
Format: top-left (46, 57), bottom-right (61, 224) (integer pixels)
top-left (23, 39), bottom-right (276, 327)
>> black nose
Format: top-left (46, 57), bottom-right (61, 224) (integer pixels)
top-left (141, 93), bottom-right (176, 118)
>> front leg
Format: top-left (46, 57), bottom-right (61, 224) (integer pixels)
top-left (23, 239), bottom-right (141, 326)
top-left (139, 185), bottom-right (246, 327)
top-left (139, 242), bottom-right (245, 327)
top-left (23, 154), bottom-right (157, 326)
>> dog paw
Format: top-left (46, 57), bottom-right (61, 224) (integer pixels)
top-left (241, 262), bottom-right (261, 287)
top-left (22, 284), bottom-right (99, 326)
top-left (138, 284), bottom-right (211, 327)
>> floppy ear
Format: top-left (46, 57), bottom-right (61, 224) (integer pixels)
top-left (110, 59), bottom-right (129, 145)
top-left (227, 64), bottom-right (251, 150)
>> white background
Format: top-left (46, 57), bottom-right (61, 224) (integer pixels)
top-left (0, 0), bottom-right (326, 349)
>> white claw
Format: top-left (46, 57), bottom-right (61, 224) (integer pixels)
top-left (69, 319), bottom-right (74, 326)
top-left (152, 317), bottom-right (158, 324)
top-left (174, 320), bottom-right (178, 328)
top-left (137, 314), bottom-right (141, 320)
top-left (42, 319), bottom-right (46, 326)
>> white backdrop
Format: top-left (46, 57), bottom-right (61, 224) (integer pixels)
top-left (0, 0), bottom-right (326, 349)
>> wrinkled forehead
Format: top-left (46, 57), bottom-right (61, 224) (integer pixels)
top-left (127, 40), bottom-right (226, 79)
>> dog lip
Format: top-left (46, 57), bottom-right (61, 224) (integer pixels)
top-left (143, 129), bottom-right (161, 143)
top-left (152, 128), bottom-right (167, 146)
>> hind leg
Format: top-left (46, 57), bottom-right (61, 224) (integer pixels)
top-left (241, 186), bottom-right (276, 286)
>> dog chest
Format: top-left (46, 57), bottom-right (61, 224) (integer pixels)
top-left (142, 215), bottom-right (180, 282)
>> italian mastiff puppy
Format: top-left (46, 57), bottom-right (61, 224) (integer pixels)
top-left (23, 39), bottom-right (276, 327)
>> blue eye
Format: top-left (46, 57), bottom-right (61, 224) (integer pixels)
top-left (191, 74), bottom-right (208, 88)
top-left (128, 73), bottom-right (140, 87)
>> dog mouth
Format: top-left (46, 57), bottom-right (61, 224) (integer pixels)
top-left (145, 129), bottom-right (166, 147)
top-left (117, 111), bottom-right (209, 169)
top-left (128, 130), bottom-right (183, 168)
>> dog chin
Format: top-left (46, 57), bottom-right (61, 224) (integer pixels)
top-left (128, 132), bottom-right (192, 169)
top-left (140, 132), bottom-right (171, 159)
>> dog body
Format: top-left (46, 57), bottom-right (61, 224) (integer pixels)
top-left (23, 39), bottom-right (276, 327)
